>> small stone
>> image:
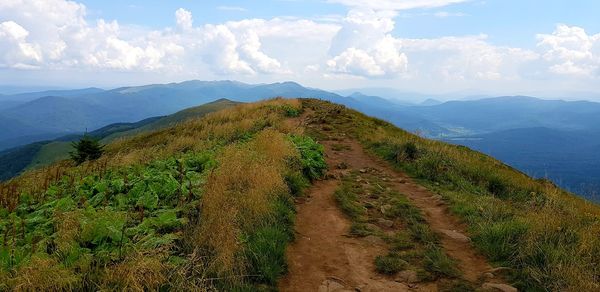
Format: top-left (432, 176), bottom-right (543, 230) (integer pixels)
top-left (483, 272), bottom-right (495, 279)
top-left (359, 168), bottom-right (367, 173)
top-left (326, 173), bottom-right (339, 180)
top-left (318, 279), bottom-right (345, 292)
top-left (382, 177), bottom-right (388, 181)
top-left (363, 235), bottom-right (385, 245)
top-left (487, 267), bottom-right (511, 274)
top-left (380, 204), bottom-right (392, 215)
top-left (481, 283), bottom-right (518, 292)
top-left (337, 162), bottom-right (348, 169)
top-left (377, 218), bottom-right (394, 228)
top-left (395, 270), bottom-right (419, 283)
top-left (439, 229), bottom-right (471, 243)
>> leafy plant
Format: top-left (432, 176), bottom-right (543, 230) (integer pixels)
top-left (289, 135), bottom-right (327, 180)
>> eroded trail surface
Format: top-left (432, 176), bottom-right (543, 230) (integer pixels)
top-left (279, 137), bottom-right (512, 291)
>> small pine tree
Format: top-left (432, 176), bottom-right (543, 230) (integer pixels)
top-left (70, 134), bottom-right (104, 165)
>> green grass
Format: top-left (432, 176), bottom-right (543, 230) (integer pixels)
top-left (26, 141), bottom-right (73, 169)
top-left (375, 253), bottom-right (407, 275)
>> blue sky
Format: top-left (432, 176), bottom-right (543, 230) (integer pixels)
top-left (1, 0), bottom-right (599, 97)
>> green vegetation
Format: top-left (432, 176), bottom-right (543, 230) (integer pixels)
top-left (0, 99), bottom-right (325, 290)
top-left (304, 99), bottom-right (600, 291)
top-left (375, 253), bottom-right (407, 274)
top-left (27, 141), bottom-right (72, 170)
top-left (70, 135), bottom-right (105, 164)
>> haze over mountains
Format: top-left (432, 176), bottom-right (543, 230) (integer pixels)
top-left (1, 80), bottom-right (600, 201)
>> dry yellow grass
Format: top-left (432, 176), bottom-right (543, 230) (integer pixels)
top-left (197, 129), bottom-right (297, 274)
top-left (102, 252), bottom-right (170, 291)
top-left (10, 255), bottom-right (80, 291)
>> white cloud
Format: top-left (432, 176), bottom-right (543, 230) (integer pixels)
top-left (537, 24), bottom-right (600, 76)
top-left (0, 21), bottom-right (42, 68)
top-left (326, 9), bottom-right (407, 78)
top-left (327, 0), bottom-right (470, 11)
top-left (217, 6), bottom-right (247, 12)
top-left (175, 8), bottom-right (193, 30)
top-left (400, 35), bottom-right (538, 81)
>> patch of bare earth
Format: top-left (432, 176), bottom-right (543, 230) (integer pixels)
top-left (280, 116), bottom-right (515, 292)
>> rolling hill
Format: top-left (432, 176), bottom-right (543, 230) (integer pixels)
top-left (0, 99), bottom-right (597, 291)
top-left (0, 99), bottom-right (239, 181)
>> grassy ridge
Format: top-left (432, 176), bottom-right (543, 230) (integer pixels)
top-left (303, 99), bottom-right (600, 291)
top-left (0, 99), bottom-right (326, 290)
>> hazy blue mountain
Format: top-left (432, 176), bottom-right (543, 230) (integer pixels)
top-left (0, 100), bottom-right (22, 111)
top-left (420, 99), bottom-right (442, 106)
top-left (408, 96), bottom-right (600, 134)
top-left (2, 96), bottom-right (124, 133)
top-left (446, 127), bottom-right (600, 202)
top-left (347, 92), bottom-right (413, 107)
top-left (0, 87), bottom-right (105, 102)
top-left (0, 85), bottom-right (68, 95)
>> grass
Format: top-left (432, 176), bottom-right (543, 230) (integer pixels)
top-left (303, 98), bottom-right (600, 291)
top-left (0, 98), bottom-right (327, 290)
top-left (375, 253), bottom-right (408, 274)
top-left (26, 141), bottom-right (72, 170)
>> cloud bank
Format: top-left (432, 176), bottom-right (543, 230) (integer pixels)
top-left (0, 0), bottom-right (598, 91)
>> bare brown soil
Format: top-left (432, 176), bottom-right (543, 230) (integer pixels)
top-left (280, 120), bottom-right (509, 291)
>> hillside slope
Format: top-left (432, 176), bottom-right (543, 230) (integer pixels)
top-left (0, 99), bottom-right (598, 291)
top-left (0, 99), bottom-right (238, 181)
top-left (0, 99), bottom-right (325, 291)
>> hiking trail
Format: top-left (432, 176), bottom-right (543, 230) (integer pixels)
top-left (279, 116), bottom-right (516, 292)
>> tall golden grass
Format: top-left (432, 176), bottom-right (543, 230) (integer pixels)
top-left (197, 129), bottom-right (297, 274)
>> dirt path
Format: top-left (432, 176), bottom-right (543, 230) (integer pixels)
top-left (279, 135), bottom-right (510, 291)
top-left (279, 141), bottom-right (412, 292)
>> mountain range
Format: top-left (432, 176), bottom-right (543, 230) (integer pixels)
top-left (1, 80), bottom-right (600, 201)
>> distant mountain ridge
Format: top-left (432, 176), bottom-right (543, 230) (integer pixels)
top-left (2, 81), bottom-right (600, 201)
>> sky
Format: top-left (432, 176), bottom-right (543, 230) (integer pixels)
top-left (1, 0), bottom-right (599, 97)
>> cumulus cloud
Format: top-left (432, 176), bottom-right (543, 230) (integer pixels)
top-left (537, 24), bottom-right (600, 76)
top-left (326, 9), bottom-right (408, 77)
top-left (0, 21), bottom-right (42, 68)
top-left (0, 0), bottom-right (336, 76)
